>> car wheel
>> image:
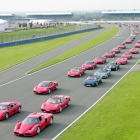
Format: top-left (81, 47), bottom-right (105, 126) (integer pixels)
top-left (68, 100), bottom-right (71, 106)
top-left (59, 106), bottom-right (62, 112)
top-left (37, 127), bottom-right (41, 134)
top-left (18, 106), bottom-right (21, 113)
top-left (100, 79), bottom-right (102, 83)
top-left (48, 89), bottom-right (51, 94)
top-left (5, 113), bottom-right (9, 119)
top-left (79, 74), bottom-right (81, 77)
top-left (95, 82), bottom-right (98, 86)
top-left (115, 67), bottom-right (118, 71)
top-left (50, 117), bottom-right (53, 125)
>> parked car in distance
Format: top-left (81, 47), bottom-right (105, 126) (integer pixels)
top-left (129, 48), bottom-right (139, 54)
top-left (41, 95), bottom-right (71, 113)
top-left (33, 81), bottom-right (58, 94)
top-left (93, 56), bottom-right (106, 64)
top-left (105, 61), bottom-right (120, 71)
top-left (134, 43), bottom-right (140, 48)
top-left (0, 101), bottom-right (21, 120)
top-left (121, 52), bottom-right (132, 59)
top-left (117, 44), bottom-right (126, 49)
top-left (83, 75), bottom-right (102, 87)
top-left (67, 67), bottom-right (85, 77)
top-left (116, 58), bottom-right (127, 65)
top-left (94, 68), bottom-right (111, 79)
top-left (103, 52), bottom-right (115, 58)
top-left (111, 48), bottom-right (121, 53)
top-left (14, 112), bottom-right (53, 136)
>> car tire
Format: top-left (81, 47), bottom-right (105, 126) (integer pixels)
top-left (79, 74), bottom-right (81, 77)
top-left (59, 106), bottom-right (62, 112)
top-left (5, 113), bottom-right (9, 119)
top-left (18, 106), bottom-right (21, 113)
top-left (50, 117), bottom-right (53, 125)
top-left (48, 89), bottom-right (51, 94)
top-left (95, 82), bottom-right (98, 86)
top-left (37, 127), bottom-right (41, 134)
top-left (115, 67), bottom-right (118, 71)
top-left (100, 79), bottom-right (102, 83)
top-left (68, 100), bottom-right (71, 106)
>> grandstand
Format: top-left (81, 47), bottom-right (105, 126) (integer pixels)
top-left (0, 14), bottom-right (16, 20)
top-left (102, 10), bottom-right (140, 19)
top-left (26, 12), bottom-right (74, 19)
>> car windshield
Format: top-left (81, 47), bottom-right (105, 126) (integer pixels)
top-left (23, 117), bottom-right (38, 124)
top-left (47, 97), bottom-right (61, 104)
top-left (71, 68), bottom-right (79, 72)
top-left (38, 82), bottom-right (49, 87)
top-left (0, 105), bottom-right (8, 110)
top-left (85, 61), bottom-right (93, 64)
top-left (98, 69), bottom-right (107, 72)
top-left (87, 76), bottom-right (96, 80)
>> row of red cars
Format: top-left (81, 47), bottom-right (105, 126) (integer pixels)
top-left (0, 26), bottom-right (139, 137)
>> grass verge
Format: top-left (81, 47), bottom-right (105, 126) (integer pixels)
top-left (0, 30), bottom-right (99, 72)
top-left (28, 27), bottom-right (119, 74)
top-left (56, 71), bottom-right (140, 140)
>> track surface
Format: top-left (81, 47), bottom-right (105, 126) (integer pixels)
top-left (0, 27), bottom-right (109, 85)
top-left (0, 26), bottom-right (140, 140)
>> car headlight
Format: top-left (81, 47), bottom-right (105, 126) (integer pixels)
top-left (31, 127), bottom-right (36, 131)
top-left (109, 65), bottom-right (112, 68)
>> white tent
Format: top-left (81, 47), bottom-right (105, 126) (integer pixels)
top-left (0, 19), bottom-right (8, 32)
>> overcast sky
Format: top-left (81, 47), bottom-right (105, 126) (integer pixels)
top-left (0, 0), bottom-right (140, 13)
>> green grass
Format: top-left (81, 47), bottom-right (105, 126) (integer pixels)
top-left (56, 71), bottom-right (140, 140)
top-left (28, 27), bottom-right (119, 74)
top-left (0, 30), bottom-right (99, 72)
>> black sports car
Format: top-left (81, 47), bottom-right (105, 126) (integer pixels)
top-left (105, 61), bottom-right (120, 71)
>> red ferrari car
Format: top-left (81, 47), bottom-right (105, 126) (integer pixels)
top-left (129, 48), bottom-right (139, 54)
top-left (82, 61), bottom-right (97, 70)
top-left (134, 43), bottom-right (140, 48)
top-left (0, 102), bottom-right (21, 120)
top-left (67, 67), bottom-right (85, 77)
top-left (33, 81), bottom-right (58, 94)
top-left (93, 56), bottom-right (106, 64)
top-left (125, 38), bottom-right (133, 44)
top-left (137, 40), bottom-right (140, 43)
top-left (14, 112), bottom-right (53, 136)
top-left (41, 95), bottom-right (71, 113)
top-left (121, 52), bottom-right (132, 59)
top-left (103, 52), bottom-right (115, 58)
top-left (116, 58), bottom-right (127, 65)
top-left (117, 44), bottom-right (126, 49)
top-left (111, 48), bottom-right (121, 53)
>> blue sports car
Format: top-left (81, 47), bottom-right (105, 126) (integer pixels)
top-left (83, 75), bottom-right (102, 87)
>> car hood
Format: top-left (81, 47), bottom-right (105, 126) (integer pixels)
top-left (18, 123), bottom-right (35, 133)
top-left (0, 110), bottom-right (6, 115)
top-left (42, 103), bottom-right (59, 110)
top-left (34, 86), bottom-right (48, 91)
top-left (95, 72), bottom-right (107, 75)
top-left (68, 71), bottom-right (79, 74)
top-left (84, 79), bottom-right (96, 84)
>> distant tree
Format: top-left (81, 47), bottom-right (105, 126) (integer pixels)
top-left (22, 23), bottom-right (27, 27)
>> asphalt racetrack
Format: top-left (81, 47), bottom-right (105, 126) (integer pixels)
top-left (0, 26), bottom-right (140, 140)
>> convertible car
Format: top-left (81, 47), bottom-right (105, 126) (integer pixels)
top-left (94, 68), bottom-right (111, 79)
top-left (14, 112), bottom-right (53, 136)
top-left (0, 101), bottom-right (21, 120)
top-left (33, 81), bottom-right (58, 94)
top-left (134, 43), bottom-right (140, 48)
top-left (83, 75), bottom-right (102, 87)
top-left (103, 52), bottom-right (115, 58)
top-left (111, 48), bottom-right (121, 53)
top-left (121, 52), bottom-right (132, 59)
top-left (116, 58), bottom-right (127, 65)
top-left (129, 48), bottom-right (139, 54)
top-left (41, 95), bottom-right (71, 113)
top-left (93, 56), bottom-right (106, 64)
top-left (82, 61), bottom-right (97, 70)
top-left (105, 61), bottom-right (120, 71)
top-left (67, 67), bottom-right (85, 77)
